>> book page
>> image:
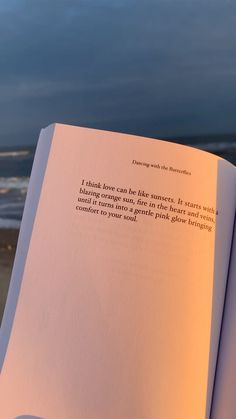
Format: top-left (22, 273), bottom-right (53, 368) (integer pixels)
top-left (210, 219), bottom-right (236, 419)
top-left (0, 124), bottom-right (235, 419)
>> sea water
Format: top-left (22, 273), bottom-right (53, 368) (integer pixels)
top-left (0, 147), bottom-right (34, 228)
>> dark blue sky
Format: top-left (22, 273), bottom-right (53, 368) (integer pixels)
top-left (0, 0), bottom-right (236, 146)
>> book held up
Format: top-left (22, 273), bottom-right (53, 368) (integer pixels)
top-left (0, 124), bottom-right (236, 418)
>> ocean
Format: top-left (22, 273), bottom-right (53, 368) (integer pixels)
top-left (0, 146), bottom-right (35, 229)
top-left (0, 136), bottom-right (236, 229)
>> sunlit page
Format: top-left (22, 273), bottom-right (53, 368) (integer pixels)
top-left (0, 125), bottom-right (235, 419)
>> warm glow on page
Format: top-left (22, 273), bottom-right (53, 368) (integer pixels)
top-left (0, 125), bottom-right (235, 419)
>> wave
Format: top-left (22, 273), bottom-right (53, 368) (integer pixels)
top-left (0, 177), bottom-right (29, 190)
top-left (0, 217), bottom-right (21, 229)
top-left (0, 177), bottom-right (28, 226)
top-left (0, 150), bottom-right (31, 158)
top-left (0, 202), bottom-right (25, 211)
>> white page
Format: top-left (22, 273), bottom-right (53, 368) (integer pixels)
top-left (0, 124), bottom-right (235, 419)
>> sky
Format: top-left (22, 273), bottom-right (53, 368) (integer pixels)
top-left (0, 0), bottom-right (236, 147)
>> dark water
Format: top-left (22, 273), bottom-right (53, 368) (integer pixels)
top-left (1, 1), bottom-right (236, 146)
top-left (0, 136), bottom-right (235, 228)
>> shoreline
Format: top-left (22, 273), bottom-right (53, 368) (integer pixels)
top-left (0, 228), bottom-right (19, 324)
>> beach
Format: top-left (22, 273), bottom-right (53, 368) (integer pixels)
top-left (0, 229), bottom-right (19, 324)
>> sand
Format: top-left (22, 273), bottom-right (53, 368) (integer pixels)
top-left (0, 229), bottom-right (19, 324)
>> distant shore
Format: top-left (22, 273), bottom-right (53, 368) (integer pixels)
top-left (0, 229), bottom-right (19, 324)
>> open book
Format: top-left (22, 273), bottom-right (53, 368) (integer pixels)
top-left (0, 124), bottom-right (235, 419)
